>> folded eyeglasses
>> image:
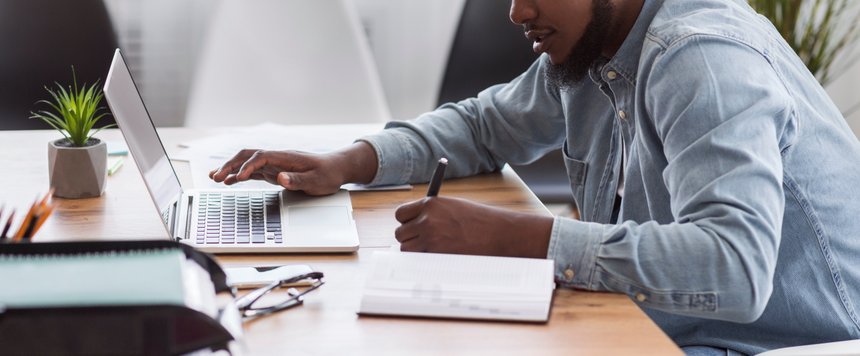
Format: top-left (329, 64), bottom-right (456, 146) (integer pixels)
top-left (234, 272), bottom-right (324, 320)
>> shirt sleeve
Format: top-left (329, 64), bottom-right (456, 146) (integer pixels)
top-left (548, 35), bottom-right (795, 323)
top-left (358, 55), bottom-right (567, 186)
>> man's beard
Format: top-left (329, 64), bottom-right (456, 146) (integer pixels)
top-left (546, 0), bottom-right (614, 90)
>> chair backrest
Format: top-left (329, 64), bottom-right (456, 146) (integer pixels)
top-left (437, 0), bottom-right (573, 204)
top-left (184, 0), bottom-right (391, 127)
top-left (0, 0), bottom-right (118, 130)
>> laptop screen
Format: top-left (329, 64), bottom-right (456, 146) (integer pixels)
top-left (104, 49), bottom-right (183, 230)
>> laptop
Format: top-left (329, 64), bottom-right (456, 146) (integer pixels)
top-left (103, 49), bottom-right (360, 253)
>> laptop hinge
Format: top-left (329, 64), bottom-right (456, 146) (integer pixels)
top-left (182, 194), bottom-right (194, 241)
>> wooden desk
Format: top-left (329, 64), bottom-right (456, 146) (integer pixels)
top-left (0, 128), bottom-right (681, 355)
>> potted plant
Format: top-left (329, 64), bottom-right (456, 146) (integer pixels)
top-left (30, 68), bottom-right (114, 198)
top-left (748, 0), bottom-right (860, 86)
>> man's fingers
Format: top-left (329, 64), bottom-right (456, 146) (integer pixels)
top-left (400, 238), bottom-right (426, 252)
top-left (277, 171), bottom-right (309, 191)
top-left (211, 149), bottom-right (258, 182)
top-left (394, 221), bottom-right (420, 243)
top-left (235, 151), bottom-right (270, 181)
top-left (394, 198), bottom-right (428, 223)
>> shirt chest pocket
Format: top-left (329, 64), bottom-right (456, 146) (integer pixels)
top-left (562, 140), bottom-right (588, 217)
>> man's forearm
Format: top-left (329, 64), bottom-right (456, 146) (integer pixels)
top-left (333, 141), bottom-right (379, 185)
top-left (505, 212), bottom-right (553, 258)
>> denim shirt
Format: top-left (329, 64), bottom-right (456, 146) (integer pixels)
top-left (359, 0), bottom-right (860, 352)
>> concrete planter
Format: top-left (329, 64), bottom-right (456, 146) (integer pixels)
top-left (48, 138), bottom-right (107, 198)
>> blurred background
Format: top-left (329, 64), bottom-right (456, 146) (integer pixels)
top-left (2, 0), bottom-right (859, 207)
top-left (3, 0), bottom-right (859, 130)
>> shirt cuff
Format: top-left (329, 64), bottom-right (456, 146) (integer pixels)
top-left (547, 216), bottom-right (604, 289)
top-left (356, 128), bottom-right (415, 186)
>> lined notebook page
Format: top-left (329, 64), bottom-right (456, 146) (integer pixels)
top-left (360, 251), bottom-right (555, 322)
top-left (0, 249), bottom-right (188, 308)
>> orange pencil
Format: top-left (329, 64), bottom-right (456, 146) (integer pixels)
top-left (13, 195), bottom-right (41, 241)
top-left (23, 190), bottom-right (57, 240)
top-left (29, 204), bottom-right (55, 239)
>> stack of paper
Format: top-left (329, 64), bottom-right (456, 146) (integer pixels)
top-left (359, 251), bottom-right (555, 322)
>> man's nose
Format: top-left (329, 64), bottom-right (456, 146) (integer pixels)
top-left (510, 0), bottom-right (537, 25)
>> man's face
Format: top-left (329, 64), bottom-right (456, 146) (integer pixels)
top-left (511, 0), bottom-right (614, 87)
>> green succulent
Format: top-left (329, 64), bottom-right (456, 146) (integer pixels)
top-left (30, 67), bottom-right (114, 147)
top-left (749, 0), bottom-right (860, 86)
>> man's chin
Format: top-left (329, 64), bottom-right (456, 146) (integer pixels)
top-left (547, 53), bottom-right (567, 66)
top-left (544, 56), bottom-right (591, 90)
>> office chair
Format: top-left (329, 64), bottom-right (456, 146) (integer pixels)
top-left (185, 0), bottom-right (391, 127)
top-left (438, 0), bottom-right (573, 204)
top-left (0, 0), bottom-right (118, 130)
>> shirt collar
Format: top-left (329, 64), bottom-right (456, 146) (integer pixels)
top-left (592, 0), bottom-right (664, 85)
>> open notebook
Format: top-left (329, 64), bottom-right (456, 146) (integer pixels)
top-left (359, 251), bottom-right (555, 322)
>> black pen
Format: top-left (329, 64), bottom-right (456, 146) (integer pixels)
top-left (426, 158), bottom-right (448, 197)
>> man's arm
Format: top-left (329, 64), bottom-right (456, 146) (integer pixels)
top-left (549, 35), bottom-right (793, 323)
top-left (359, 55), bottom-right (566, 186)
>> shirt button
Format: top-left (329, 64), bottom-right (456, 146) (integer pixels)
top-left (564, 269), bottom-right (575, 281)
top-left (618, 110), bottom-right (627, 120)
top-left (635, 293), bottom-right (647, 302)
top-left (606, 70), bottom-right (618, 80)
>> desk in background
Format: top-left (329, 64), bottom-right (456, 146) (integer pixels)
top-left (0, 127), bottom-right (681, 355)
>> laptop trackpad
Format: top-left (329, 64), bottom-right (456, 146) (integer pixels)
top-left (286, 206), bottom-right (350, 226)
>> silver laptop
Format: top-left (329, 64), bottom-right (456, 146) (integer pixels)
top-left (103, 49), bottom-right (359, 253)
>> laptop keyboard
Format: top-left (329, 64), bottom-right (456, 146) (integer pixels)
top-left (195, 192), bottom-right (282, 244)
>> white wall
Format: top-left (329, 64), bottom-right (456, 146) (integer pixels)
top-left (353, 0), bottom-right (465, 120)
top-left (105, 0), bottom-right (462, 125)
top-left (103, 0), bottom-right (215, 127)
top-left (824, 45), bottom-right (860, 137)
top-left (103, 0), bottom-right (860, 135)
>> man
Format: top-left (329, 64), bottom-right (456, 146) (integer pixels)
top-left (211, 0), bottom-right (860, 353)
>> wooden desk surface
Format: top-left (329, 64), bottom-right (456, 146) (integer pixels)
top-left (0, 128), bottom-right (680, 355)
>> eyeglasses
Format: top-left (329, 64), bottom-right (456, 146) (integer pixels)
top-left (234, 272), bottom-right (324, 320)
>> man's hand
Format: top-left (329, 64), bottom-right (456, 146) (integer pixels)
top-left (209, 142), bottom-right (378, 195)
top-left (394, 196), bottom-right (554, 258)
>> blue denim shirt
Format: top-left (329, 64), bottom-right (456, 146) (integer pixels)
top-left (360, 0), bottom-right (860, 353)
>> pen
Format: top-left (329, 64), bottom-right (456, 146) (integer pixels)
top-left (426, 158), bottom-right (448, 197)
top-left (108, 158), bottom-right (124, 176)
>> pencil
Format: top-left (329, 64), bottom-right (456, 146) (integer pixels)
top-left (13, 199), bottom-right (38, 241)
top-left (22, 190), bottom-right (55, 240)
top-left (1, 210), bottom-right (14, 239)
top-left (108, 158), bottom-right (124, 176)
top-left (426, 158), bottom-right (448, 197)
top-left (28, 204), bottom-right (55, 239)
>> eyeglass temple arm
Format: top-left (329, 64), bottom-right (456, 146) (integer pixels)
top-left (235, 280), bottom-right (280, 309)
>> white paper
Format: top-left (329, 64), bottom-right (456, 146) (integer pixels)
top-left (188, 156), bottom-right (412, 191)
top-left (174, 123), bottom-right (412, 192)
top-left (176, 122), bottom-right (384, 160)
top-left (341, 183), bottom-right (412, 191)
